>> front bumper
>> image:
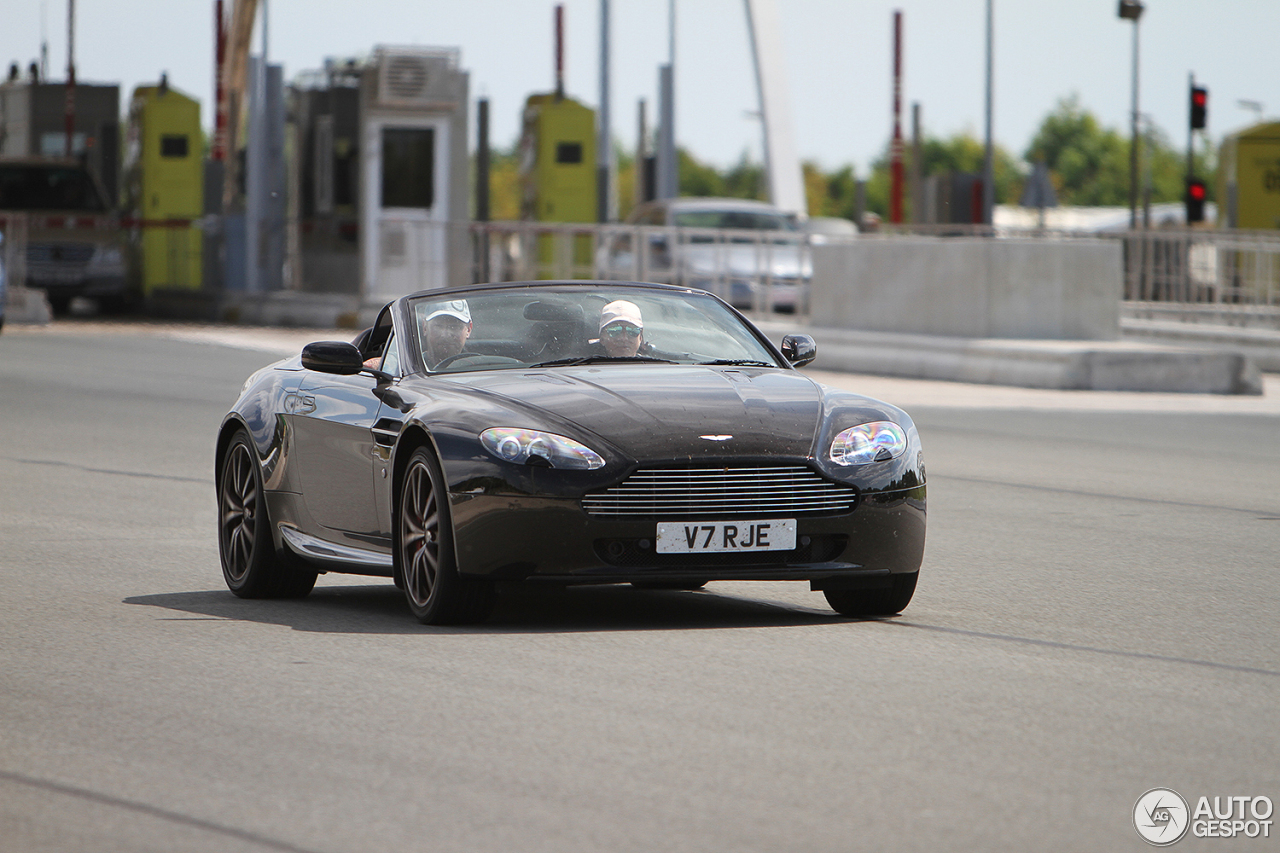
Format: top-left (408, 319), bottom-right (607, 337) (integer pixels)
top-left (448, 487), bottom-right (925, 585)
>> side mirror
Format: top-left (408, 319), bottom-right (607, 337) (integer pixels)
top-left (780, 334), bottom-right (817, 368)
top-left (301, 340), bottom-right (365, 375)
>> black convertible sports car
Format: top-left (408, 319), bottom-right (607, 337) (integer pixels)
top-left (216, 281), bottom-right (926, 624)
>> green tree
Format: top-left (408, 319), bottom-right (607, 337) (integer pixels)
top-left (1024, 95), bottom-right (1130, 205)
top-left (1025, 94), bottom-right (1214, 206)
top-left (861, 132), bottom-right (1022, 219)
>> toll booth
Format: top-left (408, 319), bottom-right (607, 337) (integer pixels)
top-left (519, 93), bottom-right (597, 222)
top-left (124, 81), bottom-right (203, 294)
top-left (519, 93), bottom-right (596, 275)
top-left (292, 47), bottom-right (469, 302)
top-left (1218, 122), bottom-right (1280, 230)
top-left (0, 78), bottom-right (120, 205)
top-left (292, 60), bottom-right (361, 294)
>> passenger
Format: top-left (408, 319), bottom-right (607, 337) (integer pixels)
top-left (421, 299), bottom-right (472, 368)
top-left (594, 300), bottom-right (645, 358)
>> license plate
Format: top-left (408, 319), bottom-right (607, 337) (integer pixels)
top-left (655, 519), bottom-right (797, 554)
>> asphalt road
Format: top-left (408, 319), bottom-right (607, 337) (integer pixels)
top-left (2, 321), bottom-right (1277, 852)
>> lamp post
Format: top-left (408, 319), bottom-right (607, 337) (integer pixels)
top-left (1118, 0), bottom-right (1143, 230)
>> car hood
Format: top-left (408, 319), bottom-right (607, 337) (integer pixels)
top-left (439, 365), bottom-right (824, 460)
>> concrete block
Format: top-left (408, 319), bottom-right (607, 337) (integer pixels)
top-left (783, 324), bottom-right (1263, 395)
top-left (812, 237), bottom-right (1122, 340)
top-left (3, 286), bottom-right (52, 325)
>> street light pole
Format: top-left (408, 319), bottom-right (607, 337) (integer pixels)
top-left (1118, 0), bottom-right (1144, 230)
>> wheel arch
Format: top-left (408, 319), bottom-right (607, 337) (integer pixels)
top-left (214, 414), bottom-right (253, 492)
top-left (389, 423), bottom-right (444, 574)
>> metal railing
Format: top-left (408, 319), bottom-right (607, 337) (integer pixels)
top-left (870, 221), bottom-right (1280, 330)
top-left (464, 220), bottom-right (814, 317)
top-left (1116, 228), bottom-right (1280, 328)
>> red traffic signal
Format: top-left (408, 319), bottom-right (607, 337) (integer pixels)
top-left (1186, 178), bottom-right (1207, 223)
top-left (1190, 86), bottom-right (1208, 129)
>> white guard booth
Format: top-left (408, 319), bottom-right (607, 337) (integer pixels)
top-left (360, 47), bottom-right (470, 303)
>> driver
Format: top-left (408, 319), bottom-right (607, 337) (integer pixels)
top-left (421, 299), bottom-right (472, 368)
top-left (594, 300), bottom-right (644, 358)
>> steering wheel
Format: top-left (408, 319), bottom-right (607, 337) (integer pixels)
top-left (433, 351), bottom-right (485, 369)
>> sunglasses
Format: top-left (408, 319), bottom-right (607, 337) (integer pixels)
top-left (603, 324), bottom-right (641, 339)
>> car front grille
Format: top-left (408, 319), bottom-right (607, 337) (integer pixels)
top-left (581, 465), bottom-right (857, 519)
top-left (27, 243), bottom-right (95, 264)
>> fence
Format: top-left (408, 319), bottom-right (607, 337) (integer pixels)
top-left (5, 207), bottom-right (1280, 331)
top-left (1116, 228), bottom-right (1280, 328)
top-left (465, 220), bottom-right (814, 317)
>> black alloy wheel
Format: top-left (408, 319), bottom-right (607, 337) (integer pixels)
top-left (398, 446), bottom-right (494, 625)
top-left (218, 430), bottom-right (317, 599)
top-left (823, 572), bottom-right (918, 617)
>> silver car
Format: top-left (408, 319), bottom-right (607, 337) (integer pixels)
top-left (602, 197), bottom-right (811, 313)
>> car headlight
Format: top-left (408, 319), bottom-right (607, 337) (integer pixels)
top-left (480, 428), bottom-right (605, 470)
top-left (88, 246), bottom-right (124, 272)
top-left (829, 421), bottom-right (907, 466)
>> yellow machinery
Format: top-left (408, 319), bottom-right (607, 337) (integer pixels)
top-left (125, 83), bottom-right (203, 293)
top-left (1218, 122), bottom-right (1280, 230)
top-left (520, 93), bottom-right (596, 277)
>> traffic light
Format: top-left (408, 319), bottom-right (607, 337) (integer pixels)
top-left (1186, 178), bottom-right (1207, 223)
top-left (1190, 85), bottom-right (1208, 130)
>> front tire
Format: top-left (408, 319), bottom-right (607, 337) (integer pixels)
top-left (218, 430), bottom-right (317, 599)
top-left (398, 447), bottom-right (494, 625)
top-left (824, 572), bottom-right (917, 617)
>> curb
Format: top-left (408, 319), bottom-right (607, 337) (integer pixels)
top-left (755, 323), bottom-right (1264, 396)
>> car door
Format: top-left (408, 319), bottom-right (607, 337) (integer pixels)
top-left (289, 308), bottom-right (397, 539)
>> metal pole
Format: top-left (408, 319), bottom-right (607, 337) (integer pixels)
top-left (890, 10), bottom-right (903, 225)
top-left (476, 97), bottom-right (490, 282)
top-left (982, 0), bottom-right (994, 227)
top-left (597, 0), bottom-right (611, 223)
top-left (911, 102), bottom-right (921, 224)
top-left (1129, 17), bottom-right (1139, 230)
top-left (636, 99), bottom-right (648, 207)
top-left (64, 0), bottom-right (75, 158)
top-left (1186, 72), bottom-right (1195, 183)
top-left (213, 0), bottom-right (226, 161)
top-left (555, 5), bottom-right (564, 100)
top-left (476, 98), bottom-right (490, 222)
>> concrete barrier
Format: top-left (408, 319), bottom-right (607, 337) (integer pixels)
top-left (3, 286), bottom-right (52, 326)
top-left (773, 325), bottom-right (1263, 395)
top-left (811, 237), bottom-right (1123, 340)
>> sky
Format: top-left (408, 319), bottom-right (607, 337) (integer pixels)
top-left (2, 0), bottom-right (1278, 176)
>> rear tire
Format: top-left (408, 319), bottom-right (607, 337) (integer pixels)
top-left (218, 430), bottom-right (317, 599)
top-left (824, 572), bottom-right (917, 617)
top-left (397, 446), bottom-right (494, 625)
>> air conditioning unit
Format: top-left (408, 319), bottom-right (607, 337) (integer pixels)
top-left (374, 47), bottom-right (461, 109)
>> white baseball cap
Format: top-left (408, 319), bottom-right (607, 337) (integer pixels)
top-left (599, 300), bottom-right (643, 332)
top-left (425, 299), bottom-right (471, 324)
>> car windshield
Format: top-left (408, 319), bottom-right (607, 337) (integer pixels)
top-left (408, 286), bottom-right (782, 374)
top-left (0, 165), bottom-right (106, 212)
top-left (672, 210), bottom-right (797, 231)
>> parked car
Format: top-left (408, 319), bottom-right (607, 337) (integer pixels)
top-left (0, 158), bottom-right (127, 314)
top-left (601, 197), bottom-right (811, 312)
top-left (216, 280), bottom-right (926, 625)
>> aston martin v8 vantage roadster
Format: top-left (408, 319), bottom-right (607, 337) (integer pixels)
top-left (216, 281), bottom-right (926, 624)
